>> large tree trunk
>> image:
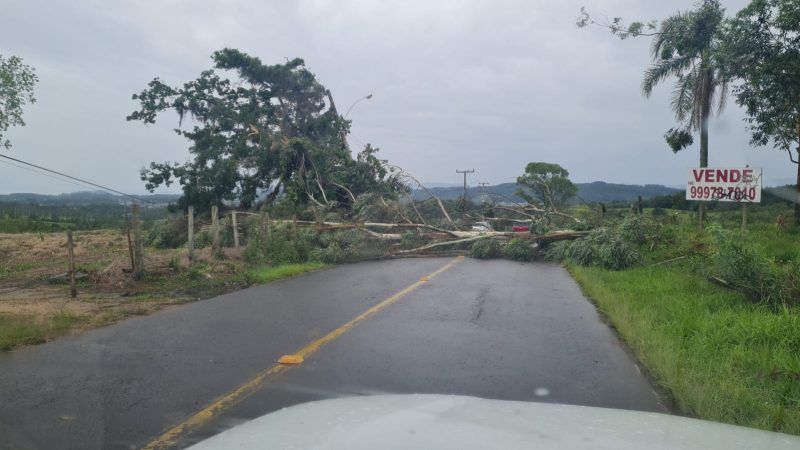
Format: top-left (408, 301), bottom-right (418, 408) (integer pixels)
top-left (795, 119), bottom-right (800, 225)
top-left (795, 156), bottom-right (800, 225)
top-left (698, 69), bottom-right (712, 229)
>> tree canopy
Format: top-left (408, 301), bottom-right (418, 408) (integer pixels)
top-left (128, 48), bottom-right (402, 212)
top-left (724, 0), bottom-right (800, 222)
top-left (0, 54), bottom-right (38, 150)
top-left (515, 162), bottom-right (577, 208)
top-left (578, 1), bottom-right (729, 164)
top-left (725, 0), bottom-right (800, 152)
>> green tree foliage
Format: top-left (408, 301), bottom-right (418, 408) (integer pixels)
top-left (128, 49), bottom-right (402, 212)
top-left (579, 1), bottom-right (729, 166)
top-left (724, 0), bottom-right (800, 222)
top-left (515, 162), bottom-right (577, 208)
top-left (469, 239), bottom-right (502, 259)
top-left (502, 238), bottom-right (536, 261)
top-left (0, 54), bottom-right (37, 149)
top-left (642, 0), bottom-right (728, 163)
top-left (664, 127), bottom-right (694, 153)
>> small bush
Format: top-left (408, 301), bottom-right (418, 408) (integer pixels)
top-left (194, 230), bottom-right (213, 249)
top-left (709, 231), bottom-right (799, 307)
top-left (310, 242), bottom-right (345, 264)
top-left (168, 256), bottom-right (180, 273)
top-left (619, 214), bottom-right (650, 245)
top-left (470, 239), bottom-right (502, 259)
top-left (145, 218), bottom-right (187, 249)
top-left (502, 238), bottom-right (535, 261)
top-left (244, 223), bottom-right (317, 265)
top-left (596, 236), bottom-right (640, 270)
top-left (183, 264), bottom-right (205, 281)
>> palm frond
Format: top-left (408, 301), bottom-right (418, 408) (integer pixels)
top-left (642, 55), bottom-right (694, 97)
top-left (670, 68), bottom-right (697, 123)
top-left (714, 77), bottom-right (729, 115)
top-left (650, 12), bottom-right (691, 61)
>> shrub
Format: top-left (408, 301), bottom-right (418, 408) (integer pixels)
top-left (310, 242), bottom-right (345, 264)
top-left (470, 239), bottom-right (502, 259)
top-left (502, 238), bottom-right (535, 261)
top-left (619, 214), bottom-right (651, 245)
top-left (194, 230), bottom-right (213, 249)
top-left (708, 231), bottom-right (799, 307)
top-left (244, 223), bottom-right (317, 265)
top-left (311, 230), bottom-right (362, 263)
top-left (168, 256), bottom-right (180, 273)
top-left (145, 218), bottom-right (187, 249)
top-left (596, 236), bottom-right (640, 270)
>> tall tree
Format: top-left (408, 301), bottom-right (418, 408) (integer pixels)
top-left (724, 0), bottom-right (800, 223)
top-left (578, 1), bottom-right (729, 226)
top-left (515, 162), bottom-right (577, 209)
top-left (128, 48), bottom-right (401, 212)
top-left (0, 54), bottom-right (38, 150)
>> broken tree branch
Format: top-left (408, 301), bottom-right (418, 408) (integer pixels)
top-left (387, 164), bottom-right (454, 227)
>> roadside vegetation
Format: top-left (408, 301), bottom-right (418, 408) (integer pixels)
top-left (539, 206), bottom-right (800, 435)
top-left (571, 264), bottom-right (800, 434)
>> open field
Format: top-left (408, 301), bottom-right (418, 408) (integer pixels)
top-left (0, 230), bottom-right (324, 351)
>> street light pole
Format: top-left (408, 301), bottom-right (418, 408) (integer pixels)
top-left (344, 93), bottom-right (373, 119)
top-left (333, 93), bottom-right (373, 151)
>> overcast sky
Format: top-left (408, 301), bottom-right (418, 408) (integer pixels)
top-left (1, 0), bottom-right (792, 195)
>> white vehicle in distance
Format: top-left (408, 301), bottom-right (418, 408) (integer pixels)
top-left (471, 221), bottom-right (493, 232)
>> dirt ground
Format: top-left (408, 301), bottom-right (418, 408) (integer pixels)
top-left (0, 230), bottom-right (246, 332)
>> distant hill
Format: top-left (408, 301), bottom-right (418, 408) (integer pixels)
top-left (411, 181), bottom-right (680, 204)
top-left (0, 191), bottom-right (181, 206)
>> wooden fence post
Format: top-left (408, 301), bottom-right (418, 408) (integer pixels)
top-left (211, 205), bottom-right (221, 258)
top-left (125, 213), bottom-right (135, 270)
top-left (187, 206), bottom-right (195, 262)
top-left (67, 230), bottom-right (76, 298)
top-left (132, 203), bottom-right (144, 278)
top-left (231, 211), bottom-right (240, 250)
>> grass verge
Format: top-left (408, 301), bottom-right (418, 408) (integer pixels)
top-left (0, 313), bottom-right (87, 350)
top-left (569, 264), bottom-right (800, 435)
top-left (247, 262), bottom-right (327, 284)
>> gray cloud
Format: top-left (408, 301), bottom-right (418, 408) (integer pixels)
top-left (2, 0), bottom-right (791, 196)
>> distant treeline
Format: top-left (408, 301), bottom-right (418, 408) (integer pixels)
top-left (0, 202), bottom-right (171, 233)
top-left (608, 185), bottom-right (798, 211)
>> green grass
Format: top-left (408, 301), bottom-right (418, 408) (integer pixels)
top-left (570, 264), bottom-right (800, 435)
top-left (247, 262), bottom-right (327, 284)
top-left (0, 313), bottom-right (87, 351)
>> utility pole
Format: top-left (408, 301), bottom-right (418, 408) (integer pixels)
top-left (478, 182), bottom-right (490, 205)
top-left (456, 169), bottom-right (475, 212)
top-left (131, 203), bottom-right (144, 279)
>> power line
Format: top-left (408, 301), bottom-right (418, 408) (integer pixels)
top-left (0, 158), bottom-right (90, 191)
top-left (0, 153), bottom-right (153, 204)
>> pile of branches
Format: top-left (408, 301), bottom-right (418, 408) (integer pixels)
top-left (259, 166), bottom-right (588, 258)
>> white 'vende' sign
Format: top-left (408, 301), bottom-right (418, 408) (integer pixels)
top-left (686, 167), bottom-right (762, 203)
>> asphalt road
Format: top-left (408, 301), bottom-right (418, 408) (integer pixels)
top-left (0, 257), bottom-right (664, 449)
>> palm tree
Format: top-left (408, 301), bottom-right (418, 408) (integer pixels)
top-left (640, 0), bottom-right (728, 225)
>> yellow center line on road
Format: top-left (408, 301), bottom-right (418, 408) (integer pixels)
top-left (142, 256), bottom-right (463, 450)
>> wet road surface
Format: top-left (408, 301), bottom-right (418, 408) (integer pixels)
top-left (0, 257), bottom-right (664, 449)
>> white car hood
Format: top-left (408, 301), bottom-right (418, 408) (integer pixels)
top-left (189, 394), bottom-right (800, 450)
